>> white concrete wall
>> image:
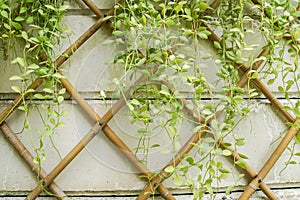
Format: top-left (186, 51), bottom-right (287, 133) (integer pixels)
top-left (1, 1), bottom-right (300, 199)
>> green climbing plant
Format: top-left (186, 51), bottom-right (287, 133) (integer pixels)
top-left (108, 0), bottom-right (300, 199)
top-left (0, 0), bottom-right (69, 165)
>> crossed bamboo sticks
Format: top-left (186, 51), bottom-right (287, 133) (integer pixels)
top-left (0, 0), bottom-right (299, 199)
top-left (0, 3), bottom-right (107, 200)
top-left (1, 1), bottom-right (175, 199)
top-left (136, 2), bottom-right (300, 199)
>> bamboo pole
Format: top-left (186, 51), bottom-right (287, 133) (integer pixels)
top-left (238, 118), bottom-right (300, 199)
top-left (82, 0), bottom-right (103, 18)
top-left (60, 77), bottom-right (175, 199)
top-left (0, 122), bottom-right (68, 200)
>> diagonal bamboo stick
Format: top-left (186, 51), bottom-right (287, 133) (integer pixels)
top-left (0, 122), bottom-right (68, 200)
top-left (60, 77), bottom-right (175, 199)
top-left (238, 118), bottom-right (300, 199)
top-left (82, 0), bottom-right (103, 18)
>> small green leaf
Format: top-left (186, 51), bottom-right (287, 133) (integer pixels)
top-left (15, 16), bottom-right (25, 21)
top-left (58, 88), bottom-right (66, 95)
top-left (222, 149), bottom-right (232, 156)
top-left (61, 110), bottom-right (69, 116)
top-left (294, 152), bottom-right (300, 156)
top-left (214, 41), bottom-right (222, 49)
top-left (164, 166), bottom-right (175, 173)
top-left (26, 16), bottom-right (34, 24)
top-left (20, 7), bottom-right (27, 13)
top-left (166, 19), bottom-right (176, 27)
top-left (198, 32), bottom-right (208, 39)
top-left (43, 88), bottom-right (54, 94)
top-left (267, 78), bottom-right (275, 85)
top-left (219, 168), bottom-right (230, 173)
top-left (58, 5), bottom-right (69, 11)
top-left (11, 57), bottom-right (25, 66)
top-left (46, 130), bottom-right (54, 136)
top-left (18, 105), bottom-right (27, 111)
top-left (45, 5), bottom-right (56, 10)
top-left (103, 15), bottom-right (113, 21)
top-left (235, 160), bottom-right (247, 169)
top-left (131, 99), bottom-right (140, 105)
top-left (21, 31), bottom-right (28, 41)
top-left (136, 58), bottom-right (146, 66)
top-left (50, 118), bottom-right (56, 125)
top-left (186, 157), bottom-right (194, 165)
top-left (226, 186), bottom-right (234, 195)
top-left (278, 86), bottom-right (284, 93)
top-left (11, 86), bottom-right (21, 93)
top-left (1, 10), bottom-right (8, 18)
top-left (11, 22), bottom-right (22, 30)
top-left (9, 75), bottom-right (22, 81)
top-left (202, 109), bottom-right (212, 115)
top-left (199, 3), bottom-right (208, 10)
top-left (140, 15), bottom-right (147, 25)
top-left (238, 153), bottom-right (248, 159)
top-left (28, 63), bottom-right (39, 69)
top-left (150, 144), bottom-right (160, 148)
top-left (126, 102), bottom-right (134, 111)
top-left (57, 96), bottom-right (64, 104)
top-left (4, 23), bottom-right (11, 30)
top-left (250, 71), bottom-right (258, 79)
top-left (34, 94), bottom-right (45, 99)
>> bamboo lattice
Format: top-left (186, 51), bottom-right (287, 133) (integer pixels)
top-left (0, 0), bottom-right (299, 200)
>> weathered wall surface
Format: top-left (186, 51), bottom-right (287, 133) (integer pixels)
top-left (1, 0), bottom-right (300, 199)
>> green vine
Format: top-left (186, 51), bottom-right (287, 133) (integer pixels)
top-left (0, 0), bottom-right (299, 198)
top-left (0, 0), bottom-right (69, 168)
top-left (109, 0), bottom-right (300, 198)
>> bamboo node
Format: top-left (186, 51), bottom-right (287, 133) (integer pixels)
top-left (163, 190), bottom-right (169, 198)
top-left (249, 183), bottom-right (257, 191)
top-left (21, 149), bottom-right (28, 156)
top-left (258, 179), bottom-right (262, 183)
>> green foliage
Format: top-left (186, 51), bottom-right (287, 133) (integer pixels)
top-left (0, 0), bottom-right (70, 165)
top-left (109, 0), bottom-right (300, 198)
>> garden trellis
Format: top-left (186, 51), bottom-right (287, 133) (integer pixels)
top-left (0, 0), bottom-right (299, 199)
